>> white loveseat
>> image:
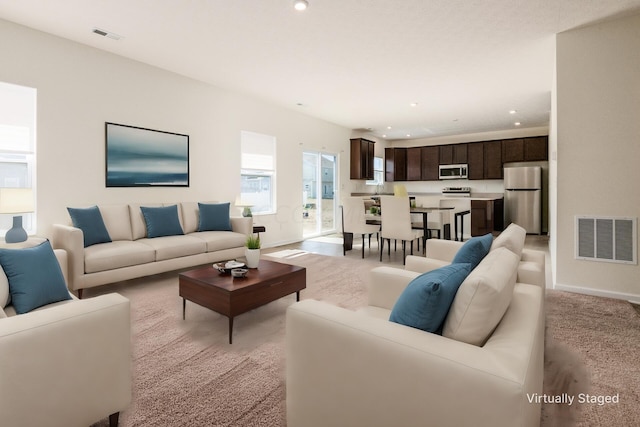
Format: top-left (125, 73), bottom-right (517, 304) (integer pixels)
top-left (52, 202), bottom-right (252, 297)
top-left (0, 246), bottom-right (131, 427)
top-left (286, 224), bottom-right (545, 427)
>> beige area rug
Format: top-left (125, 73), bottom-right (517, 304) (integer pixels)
top-left (88, 253), bottom-right (640, 426)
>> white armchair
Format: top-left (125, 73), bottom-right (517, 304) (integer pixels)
top-left (286, 255), bottom-right (545, 427)
top-left (286, 225), bottom-right (547, 427)
top-left (0, 248), bottom-right (131, 427)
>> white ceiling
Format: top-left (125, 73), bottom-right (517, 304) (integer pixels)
top-left (2, 0), bottom-right (640, 140)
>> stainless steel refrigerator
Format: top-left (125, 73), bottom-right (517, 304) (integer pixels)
top-left (504, 166), bottom-right (541, 234)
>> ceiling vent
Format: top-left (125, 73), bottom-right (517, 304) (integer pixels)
top-left (92, 28), bottom-right (122, 40)
top-left (575, 216), bottom-right (637, 264)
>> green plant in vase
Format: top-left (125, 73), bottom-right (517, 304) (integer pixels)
top-left (245, 234), bottom-right (261, 268)
top-left (246, 234), bottom-right (261, 250)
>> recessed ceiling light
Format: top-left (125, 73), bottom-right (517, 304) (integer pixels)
top-left (382, 134), bottom-right (387, 138)
top-left (294, 0), bottom-right (308, 11)
top-left (387, 126), bottom-right (392, 129)
top-left (514, 122), bottom-right (521, 126)
top-left (410, 103), bottom-right (418, 107)
top-left (406, 134), bottom-right (411, 137)
top-left (509, 110), bottom-right (517, 114)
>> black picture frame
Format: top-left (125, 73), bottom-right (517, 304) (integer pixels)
top-left (105, 122), bottom-right (189, 187)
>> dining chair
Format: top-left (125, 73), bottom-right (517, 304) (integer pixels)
top-left (410, 196), bottom-right (437, 244)
top-left (427, 211), bottom-right (447, 239)
top-left (379, 195), bottom-right (424, 264)
top-left (341, 197), bottom-right (380, 258)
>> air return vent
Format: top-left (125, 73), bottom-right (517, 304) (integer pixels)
top-left (92, 28), bottom-right (122, 40)
top-left (575, 216), bottom-right (637, 264)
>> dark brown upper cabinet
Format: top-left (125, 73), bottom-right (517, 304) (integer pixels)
top-left (421, 146), bottom-right (439, 181)
top-left (467, 142), bottom-right (484, 180)
top-left (381, 135), bottom-right (547, 182)
top-left (502, 136), bottom-right (549, 164)
top-left (440, 144), bottom-right (468, 165)
top-left (384, 147), bottom-right (407, 182)
top-left (484, 140), bottom-right (503, 179)
top-left (502, 138), bottom-right (524, 163)
top-left (350, 138), bottom-right (375, 180)
top-left (453, 144), bottom-right (468, 164)
top-left (524, 136), bottom-right (548, 161)
top-left (439, 145), bottom-right (453, 165)
top-left (406, 147), bottom-right (422, 181)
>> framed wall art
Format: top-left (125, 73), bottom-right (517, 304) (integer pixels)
top-left (105, 122), bottom-right (189, 187)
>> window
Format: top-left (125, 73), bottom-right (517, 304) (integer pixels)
top-left (240, 131), bottom-right (276, 215)
top-left (366, 156), bottom-right (384, 186)
top-left (0, 82), bottom-right (36, 236)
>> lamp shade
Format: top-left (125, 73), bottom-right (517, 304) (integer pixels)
top-left (234, 196), bottom-right (253, 208)
top-left (0, 188), bottom-right (35, 214)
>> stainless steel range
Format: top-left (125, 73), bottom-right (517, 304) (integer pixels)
top-left (442, 186), bottom-right (471, 197)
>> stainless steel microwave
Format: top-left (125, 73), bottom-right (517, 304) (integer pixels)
top-left (439, 164), bottom-right (468, 180)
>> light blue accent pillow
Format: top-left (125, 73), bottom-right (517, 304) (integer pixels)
top-left (389, 263), bottom-right (472, 333)
top-left (67, 206), bottom-right (112, 247)
top-left (198, 202), bottom-right (232, 231)
top-left (0, 240), bottom-right (71, 314)
top-left (140, 205), bottom-right (184, 238)
top-left (451, 233), bottom-right (494, 270)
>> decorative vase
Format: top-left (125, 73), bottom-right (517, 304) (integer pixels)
top-left (245, 248), bottom-right (260, 268)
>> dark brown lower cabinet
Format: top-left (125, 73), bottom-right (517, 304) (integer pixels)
top-left (471, 199), bottom-right (504, 236)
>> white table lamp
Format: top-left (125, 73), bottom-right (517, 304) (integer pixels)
top-left (0, 188), bottom-right (34, 243)
top-left (234, 196), bottom-right (253, 218)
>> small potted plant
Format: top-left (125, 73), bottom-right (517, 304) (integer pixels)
top-left (245, 233), bottom-right (261, 268)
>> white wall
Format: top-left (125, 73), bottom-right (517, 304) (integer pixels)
top-left (556, 13), bottom-right (640, 300)
top-left (0, 19), bottom-right (352, 247)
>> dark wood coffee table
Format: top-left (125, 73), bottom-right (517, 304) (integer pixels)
top-left (179, 259), bottom-right (306, 344)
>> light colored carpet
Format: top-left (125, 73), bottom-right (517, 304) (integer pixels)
top-left (542, 290), bottom-right (640, 426)
top-left (87, 253), bottom-right (639, 426)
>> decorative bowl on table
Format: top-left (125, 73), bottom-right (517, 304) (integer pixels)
top-left (213, 260), bottom-right (246, 274)
top-left (231, 268), bottom-right (249, 278)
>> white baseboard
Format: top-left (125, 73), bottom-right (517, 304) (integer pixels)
top-left (553, 283), bottom-right (640, 304)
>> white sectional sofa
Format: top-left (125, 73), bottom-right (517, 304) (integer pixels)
top-left (286, 224), bottom-right (546, 427)
top-left (52, 201), bottom-right (252, 297)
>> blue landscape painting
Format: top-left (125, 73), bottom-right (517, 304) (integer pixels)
top-left (106, 123), bottom-right (189, 187)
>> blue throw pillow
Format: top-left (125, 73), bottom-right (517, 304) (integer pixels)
top-left (389, 263), bottom-right (472, 333)
top-left (198, 202), bottom-right (232, 231)
top-left (0, 240), bottom-right (71, 314)
top-left (140, 205), bottom-right (184, 238)
top-left (67, 206), bottom-right (112, 247)
top-left (451, 233), bottom-right (493, 270)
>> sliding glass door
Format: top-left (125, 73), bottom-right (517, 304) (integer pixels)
top-left (302, 151), bottom-right (337, 237)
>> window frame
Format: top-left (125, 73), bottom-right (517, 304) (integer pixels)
top-left (366, 156), bottom-right (384, 186)
top-left (0, 82), bottom-right (37, 237)
top-left (240, 131), bottom-right (276, 215)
